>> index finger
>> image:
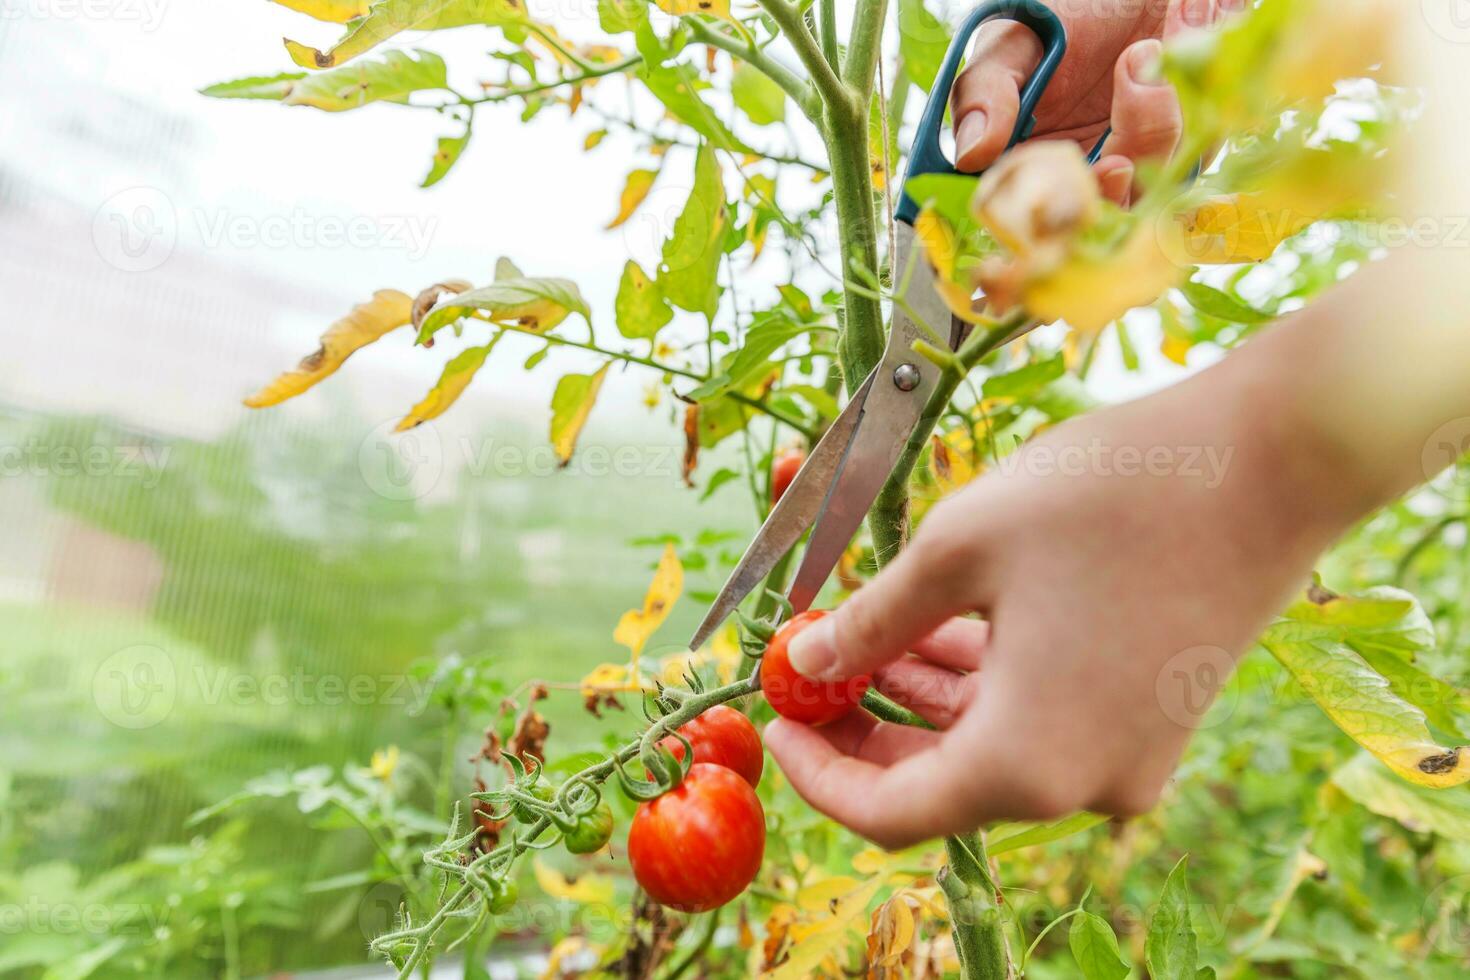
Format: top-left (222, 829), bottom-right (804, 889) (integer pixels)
top-left (951, 19), bottom-right (1044, 172)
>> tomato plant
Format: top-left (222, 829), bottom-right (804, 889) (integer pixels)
top-left (563, 801), bottom-right (615, 854)
top-left (657, 704), bottom-right (764, 787)
top-left (627, 763), bottom-right (766, 913)
top-left (189, 1), bottom-right (1466, 979)
top-left (761, 610), bottom-right (871, 726)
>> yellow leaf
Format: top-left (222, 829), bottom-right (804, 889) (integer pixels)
top-left (613, 543), bottom-right (683, 661)
top-left (580, 661), bottom-right (640, 696)
top-left (1167, 194), bottom-right (1318, 264)
top-left (532, 858), bottom-right (615, 906)
top-left (269, 0), bottom-right (369, 23)
top-left (710, 623), bottom-right (742, 684)
top-left (285, 0), bottom-right (527, 69)
top-left (974, 141), bottom-right (1099, 263)
top-left (549, 365), bottom-right (609, 465)
top-left (395, 339), bottom-right (498, 431)
top-left (1022, 227), bottom-right (1184, 333)
top-left (1161, 333), bottom-right (1192, 367)
top-left (541, 938), bottom-right (590, 980)
top-left (913, 206), bottom-right (980, 323)
top-left (766, 874), bottom-right (887, 979)
top-left (244, 289), bottom-right (411, 408)
top-left (606, 168), bottom-right (658, 229)
top-left (368, 745), bottom-right (399, 783)
top-left (655, 0), bottom-right (738, 25)
top-left (866, 895), bottom-right (916, 970)
top-left (584, 129), bottom-right (608, 150)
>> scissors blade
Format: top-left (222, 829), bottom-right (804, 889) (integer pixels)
top-left (786, 221), bottom-right (955, 611)
top-left (686, 372), bottom-right (875, 652)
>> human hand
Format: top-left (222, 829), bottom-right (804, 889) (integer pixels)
top-left (950, 0), bottom-right (1247, 204)
top-left (763, 352), bottom-right (1357, 849)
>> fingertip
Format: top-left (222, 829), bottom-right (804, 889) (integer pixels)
top-left (1094, 156), bottom-right (1135, 207)
top-left (954, 111), bottom-right (991, 173)
top-left (787, 616), bottom-right (837, 679)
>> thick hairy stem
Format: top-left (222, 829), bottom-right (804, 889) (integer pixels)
top-left (826, 111), bottom-right (885, 396)
top-left (844, 0), bottom-right (890, 98)
top-left (942, 835), bottom-right (1013, 980)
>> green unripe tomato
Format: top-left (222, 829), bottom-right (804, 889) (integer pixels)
top-left (512, 781), bottom-right (554, 823)
top-left (562, 802), bottom-right (614, 854)
top-left (488, 877), bottom-right (518, 914)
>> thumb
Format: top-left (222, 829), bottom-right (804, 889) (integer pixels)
top-left (787, 522), bottom-right (977, 682)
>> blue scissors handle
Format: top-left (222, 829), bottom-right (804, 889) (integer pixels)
top-left (895, 0), bottom-right (1067, 225)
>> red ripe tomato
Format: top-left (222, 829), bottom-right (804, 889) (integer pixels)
top-left (770, 449), bottom-right (806, 505)
top-left (657, 705), bottom-right (764, 787)
top-left (627, 763), bottom-right (765, 912)
top-left (761, 610), bottom-right (870, 726)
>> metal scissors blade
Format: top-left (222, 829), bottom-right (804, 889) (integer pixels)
top-left (687, 223), bottom-right (955, 650)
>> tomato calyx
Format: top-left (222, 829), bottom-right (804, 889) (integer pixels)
top-left (614, 727), bottom-right (695, 802)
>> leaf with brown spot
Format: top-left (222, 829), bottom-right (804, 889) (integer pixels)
top-left (411, 279), bottom-right (473, 332)
top-left (418, 275), bottom-right (590, 344)
top-left (283, 0), bottom-right (529, 70)
top-left (613, 543), bottom-right (683, 663)
top-left (549, 364), bottom-right (609, 466)
top-left (244, 289), bottom-right (411, 408)
top-left (681, 403), bottom-right (699, 487)
top-left (866, 895), bottom-right (916, 977)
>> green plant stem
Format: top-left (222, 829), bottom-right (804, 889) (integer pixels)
top-left (942, 834), bottom-right (1012, 980)
top-left (477, 319), bottom-right (816, 438)
top-left (756, 0), bottom-right (851, 111)
top-left (818, 0), bottom-right (840, 69)
top-left (843, 0), bottom-right (890, 98)
top-left (687, 18), bottom-right (820, 121)
top-left (663, 907), bottom-right (722, 980)
top-left (825, 111), bottom-right (885, 397)
top-left (375, 676), bottom-right (762, 977)
top-left (460, 54), bottom-right (643, 105)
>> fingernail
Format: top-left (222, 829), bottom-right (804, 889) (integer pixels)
top-left (1182, 0), bottom-right (1211, 28)
top-left (788, 618), bottom-right (837, 679)
top-left (956, 110), bottom-right (988, 161)
top-left (1128, 39), bottom-right (1164, 86)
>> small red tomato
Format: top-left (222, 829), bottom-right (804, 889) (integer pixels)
top-left (770, 449), bottom-right (806, 505)
top-left (628, 763), bottom-right (765, 912)
top-left (657, 705), bottom-right (764, 787)
top-left (761, 610), bottom-right (870, 726)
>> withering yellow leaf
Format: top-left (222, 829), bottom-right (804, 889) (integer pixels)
top-left (396, 339), bottom-right (498, 431)
top-left (1022, 227), bottom-right (1184, 333)
top-left (541, 938), bottom-right (591, 980)
top-left (655, 0), bottom-right (737, 23)
top-left (580, 661), bottom-right (642, 696)
top-left (975, 141), bottom-right (1099, 264)
top-left (913, 206), bottom-right (980, 323)
top-left (244, 289), bottom-right (411, 408)
top-left (765, 874), bottom-right (887, 979)
top-left (270, 0), bottom-right (369, 23)
top-left (607, 168), bottom-right (658, 229)
top-left (584, 129), bottom-right (608, 150)
top-left (549, 364), bottom-right (609, 465)
top-left (866, 895), bottom-right (916, 973)
top-left (1167, 194), bottom-right (1318, 264)
top-left (532, 858), bottom-right (616, 906)
top-left (614, 543), bottom-right (683, 661)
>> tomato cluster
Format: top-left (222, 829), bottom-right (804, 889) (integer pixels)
top-left (629, 706), bottom-right (766, 911)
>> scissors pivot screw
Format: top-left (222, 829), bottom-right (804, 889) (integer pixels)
top-left (893, 363), bottom-right (922, 392)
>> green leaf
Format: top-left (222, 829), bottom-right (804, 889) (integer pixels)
top-left (550, 366), bottom-right (610, 465)
top-left (982, 353), bottom-right (1065, 401)
top-left (1070, 911), bottom-right (1131, 980)
top-left (660, 144), bottom-right (727, 319)
top-left (396, 339), bottom-right (498, 431)
top-left (694, 396), bottom-right (751, 449)
top-left (1179, 280), bottom-right (1273, 324)
top-left (898, 0), bottom-right (951, 93)
top-left (986, 811), bottom-right (1109, 856)
top-left (686, 316), bottom-right (813, 400)
top-left (1260, 584), bottom-right (1470, 787)
top-left (1146, 857), bottom-right (1200, 980)
top-left (731, 61), bottom-right (785, 126)
top-left (418, 277), bottom-right (590, 344)
top-left (615, 260), bottom-right (674, 340)
top-left (1331, 752), bottom-right (1470, 841)
top-left (640, 59), bottom-right (749, 152)
top-left (903, 173), bottom-right (978, 226)
top-left (198, 72), bottom-right (305, 101)
top-left (599, 0), bottom-right (648, 32)
top-left (699, 467), bottom-right (741, 501)
top-left (423, 129), bottom-right (470, 187)
top-left (206, 49), bottom-right (448, 111)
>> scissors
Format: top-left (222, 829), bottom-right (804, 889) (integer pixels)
top-left (690, 0), bottom-right (1087, 652)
